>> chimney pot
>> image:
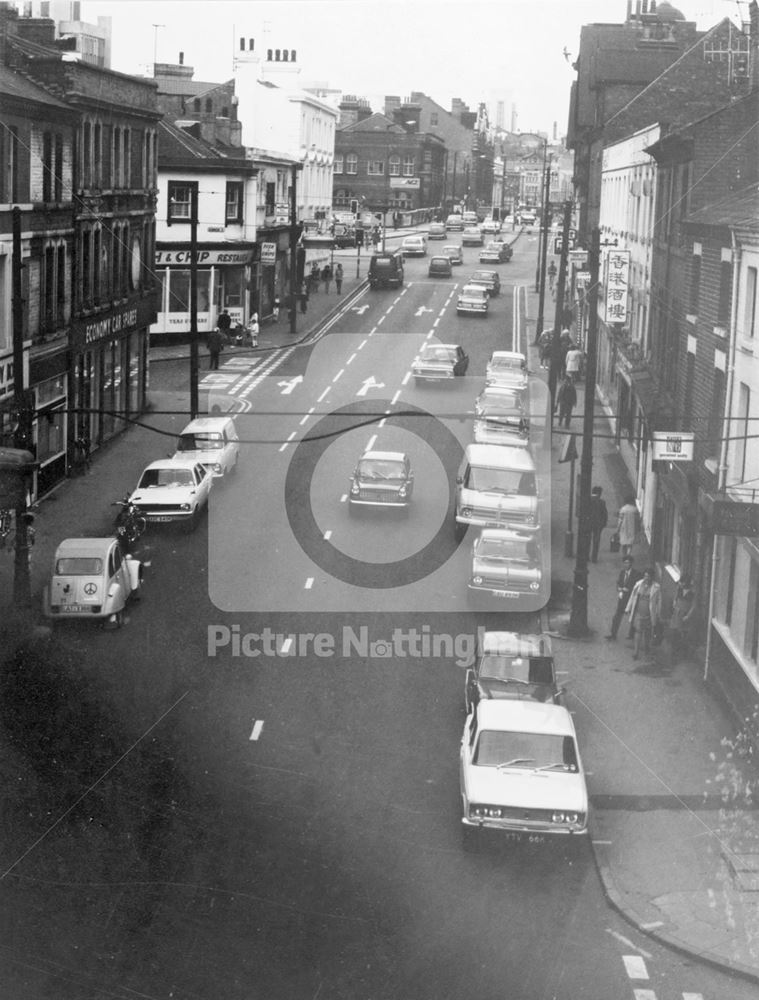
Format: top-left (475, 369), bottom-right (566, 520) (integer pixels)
top-left (179, 51), bottom-right (184, 65)
top-left (239, 37), bottom-right (244, 50)
top-left (249, 38), bottom-right (254, 50)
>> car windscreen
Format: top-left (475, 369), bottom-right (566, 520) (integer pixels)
top-left (177, 433), bottom-right (223, 451)
top-left (55, 557), bottom-right (103, 575)
top-left (476, 396), bottom-right (523, 415)
top-left (472, 272), bottom-right (494, 282)
top-left (474, 730), bottom-right (577, 770)
top-left (139, 468), bottom-right (195, 487)
top-left (420, 346), bottom-right (455, 362)
top-left (371, 257), bottom-right (395, 269)
top-left (466, 467), bottom-right (535, 495)
top-left (357, 460), bottom-right (405, 480)
top-left (476, 537), bottom-right (536, 561)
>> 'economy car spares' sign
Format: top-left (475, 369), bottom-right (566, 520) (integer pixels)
top-left (652, 431), bottom-right (694, 461)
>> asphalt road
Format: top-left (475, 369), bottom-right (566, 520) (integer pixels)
top-left (3, 238), bottom-right (757, 1000)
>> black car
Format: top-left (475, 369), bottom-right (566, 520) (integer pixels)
top-left (464, 631), bottom-right (562, 713)
top-left (428, 255), bottom-right (453, 278)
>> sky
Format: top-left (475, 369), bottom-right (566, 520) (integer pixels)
top-left (81, 0), bottom-right (740, 135)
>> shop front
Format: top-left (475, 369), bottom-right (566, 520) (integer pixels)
top-left (69, 297), bottom-right (155, 463)
top-left (152, 245), bottom-right (257, 341)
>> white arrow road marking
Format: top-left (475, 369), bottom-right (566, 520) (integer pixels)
top-left (623, 955), bottom-right (649, 979)
top-left (415, 305), bottom-right (433, 316)
top-left (351, 304), bottom-right (370, 315)
top-left (357, 377), bottom-right (385, 397)
top-left (277, 375), bottom-right (303, 394)
top-left (249, 720), bottom-right (264, 741)
top-left (305, 577), bottom-right (314, 589)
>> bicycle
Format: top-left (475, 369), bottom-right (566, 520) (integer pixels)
top-left (112, 497), bottom-right (147, 549)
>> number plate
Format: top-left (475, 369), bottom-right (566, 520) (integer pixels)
top-left (503, 832), bottom-right (546, 844)
top-left (147, 515), bottom-right (174, 522)
top-left (493, 590), bottom-right (519, 598)
top-left (60, 605), bottom-right (84, 613)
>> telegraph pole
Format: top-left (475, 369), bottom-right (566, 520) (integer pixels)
top-left (567, 227), bottom-right (601, 636)
top-left (189, 185), bottom-right (199, 418)
top-left (289, 163), bottom-right (299, 336)
top-left (11, 206), bottom-right (33, 608)
top-left (534, 155), bottom-right (553, 343)
top-left (548, 200), bottom-right (574, 409)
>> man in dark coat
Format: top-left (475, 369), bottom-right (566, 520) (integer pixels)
top-left (589, 485), bottom-right (608, 562)
top-left (217, 310), bottom-right (232, 335)
top-left (555, 376), bottom-right (577, 428)
top-left (207, 328), bottom-right (225, 370)
top-left (606, 555), bottom-right (642, 640)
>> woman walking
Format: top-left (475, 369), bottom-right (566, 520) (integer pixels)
top-left (626, 567), bottom-right (662, 660)
top-left (617, 496), bottom-right (639, 557)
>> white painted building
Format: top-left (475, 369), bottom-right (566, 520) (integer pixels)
top-left (233, 39), bottom-right (337, 228)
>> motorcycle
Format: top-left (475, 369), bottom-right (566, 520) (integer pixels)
top-left (112, 497), bottom-right (147, 549)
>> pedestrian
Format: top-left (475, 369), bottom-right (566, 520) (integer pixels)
top-left (207, 327), bottom-right (225, 370)
top-left (335, 262), bottom-right (344, 294)
top-left (247, 313), bottom-right (259, 348)
top-left (299, 282), bottom-right (309, 314)
top-left (667, 575), bottom-right (697, 664)
top-left (538, 329), bottom-right (553, 370)
top-left (322, 263), bottom-right (332, 293)
top-left (217, 309), bottom-right (232, 337)
top-left (564, 343), bottom-right (583, 383)
top-left (626, 567), bottom-right (662, 660)
top-left (310, 262), bottom-right (320, 292)
top-left (559, 328), bottom-right (572, 377)
top-left (606, 555), bottom-right (642, 640)
top-left (589, 485), bottom-right (608, 562)
top-left (617, 496), bottom-right (640, 557)
top-left (547, 259), bottom-right (557, 291)
top-left (272, 295), bottom-right (281, 321)
top-left (554, 376), bottom-right (577, 428)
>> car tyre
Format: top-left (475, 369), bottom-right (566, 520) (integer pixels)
top-left (454, 521), bottom-right (468, 542)
top-left (183, 508), bottom-right (199, 534)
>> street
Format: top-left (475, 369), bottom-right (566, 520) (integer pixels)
top-left (1, 241), bottom-right (756, 1000)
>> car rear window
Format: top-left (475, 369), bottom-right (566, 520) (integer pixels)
top-left (56, 557), bottom-right (103, 575)
top-left (177, 433), bottom-right (223, 451)
top-left (139, 468), bottom-right (195, 487)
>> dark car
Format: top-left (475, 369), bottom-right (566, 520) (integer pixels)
top-left (479, 241), bottom-right (512, 264)
top-left (428, 222), bottom-right (447, 240)
top-left (368, 251), bottom-right (405, 289)
top-left (428, 255), bottom-right (453, 278)
top-left (412, 343), bottom-right (469, 381)
top-left (349, 450), bottom-right (414, 511)
top-left (464, 631), bottom-right (562, 712)
top-left (468, 269), bottom-right (501, 296)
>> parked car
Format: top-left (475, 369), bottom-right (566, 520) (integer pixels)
top-left (486, 351), bottom-right (528, 389)
top-left (445, 213), bottom-right (464, 231)
top-left (412, 343), bottom-right (469, 382)
top-left (455, 443), bottom-right (538, 539)
top-left (368, 251), bottom-right (405, 289)
top-left (462, 226), bottom-right (484, 247)
top-left (468, 269), bottom-right (501, 296)
top-left (475, 385), bottom-right (529, 423)
top-left (43, 536), bottom-right (143, 627)
top-left (481, 218), bottom-right (502, 235)
top-left (428, 222), bottom-right (447, 239)
top-left (401, 235), bottom-right (427, 257)
top-left (459, 700), bottom-right (588, 848)
top-left (479, 241), bottom-right (512, 264)
top-left (473, 395), bottom-right (530, 447)
top-left (173, 416), bottom-right (239, 478)
top-left (520, 211), bottom-right (537, 229)
top-left (349, 450), bottom-right (414, 511)
top-left (428, 255), bottom-right (453, 278)
top-left (468, 530), bottom-right (545, 606)
top-left (127, 457), bottom-right (213, 532)
top-left (443, 244), bottom-right (464, 265)
top-left (456, 283), bottom-right (489, 316)
top-left (464, 631), bottom-right (559, 712)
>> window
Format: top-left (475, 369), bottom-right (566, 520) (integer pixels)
top-left (225, 181), bottom-right (243, 223)
top-left (367, 160), bottom-right (384, 175)
top-left (689, 254), bottom-right (700, 314)
top-left (682, 353), bottom-right (694, 427)
top-left (403, 155), bottom-right (414, 176)
top-left (81, 228), bottom-right (92, 307)
top-left (2, 125), bottom-right (20, 202)
top-left (430, 112), bottom-right (438, 126)
top-left (346, 154), bottom-right (358, 175)
top-left (168, 181), bottom-right (195, 223)
top-left (54, 134), bottom-right (63, 200)
top-left (334, 154), bottom-right (343, 174)
top-left (42, 132), bottom-right (53, 202)
top-left (123, 128), bottom-right (131, 187)
top-left (113, 126), bottom-right (122, 187)
top-left (389, 154), bottom-right (400, 177)
top-left (743, 266), bottom-right (757, 338)
top-left (725, 537), bottom-right (737, 626)
top-left (734, 382), bottom-right (750, 485)
top-left (708, 367), bottom-right (726, 458)
top-left (205, 98), bottom-right (213, 113)
top-left (82, 120), bottom-right (91, 187)
top-left (93, 227), bottom-right (101, 305)
top-left (718, 259), bottom-right (732, 325)
top-left (265, 181), bottom-right (275, 215)
top-left (93, 122), bottom-right (101, 188)
top-left (748, 561), bottom-right (759, 662)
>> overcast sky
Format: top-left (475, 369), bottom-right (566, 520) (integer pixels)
top-left (83, 0), bottom-right (738, 135)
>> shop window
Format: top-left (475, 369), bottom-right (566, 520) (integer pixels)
top-left (346, 154), bottom-right (358, 175)
top-left (169, 270), bottom-right (192, 312)
top-left (168, 181), bottom-right (195, 223)
top-left (226, 181), bottom-right (244, 224)
top-left (36, 406), bottom-right (66, 465)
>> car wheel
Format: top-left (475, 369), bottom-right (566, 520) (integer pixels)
top-left (454, 521), bottom-right (468, 542)
top-left (113, 608), bottom-right (125, 629)
top-left (462, 825), bottom-right (480, 852)
top-left (183, 509), bottom-right (199, 533)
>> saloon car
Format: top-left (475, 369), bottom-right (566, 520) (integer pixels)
top-left (445, 213), bottom-right (464, 231)
top-left (462, 226), bottom-right (484, 247)
top-left (348, 450), bottom-right (414, 510)
top-left (43, 536), bottom-right (143, 626)
top-left (456, 283), bottom-right (489, 316)
top-left (127, 457), bottom-right (212, 531)
top-left (464, 631), bottom-right (559, 712)
top-left (473, 395), bottom-right (530, 446)
top-left (486, 351), bottom-right (528, 389)
top-left (428, 222), bottom-right (447, 239)
top-left (481, 218), bottom-right (502, 235)
top-left (412, 343), bottom-right (469, 381)
top-left (173, 416), bottom-right (239, 478)
top-left (428, 255), bottom-right (453, 278)
top-left (443, 244), bottom-right (464, 265)
top-left (401, 235), bottom-right (427, 257)
top-left (468, 530), bottom-right (544, 605)
top-left (479, 241), bottom-right (512, 264)
top-left (460, 700), bottom-right (588, 848)
top-left (468, 269), bottom-right (501, 297)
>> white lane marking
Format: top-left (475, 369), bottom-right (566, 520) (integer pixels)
top-left (682, 994), bottom-right (704, 1000)
top-left (249, 720), bottom-right (264, 741)
top-left (317, 387), bottom-right (330, 403)
top-left (623, 955), bottom-right (649, 980)
top-left (606, 931), bottom-right (652, 959)
top-left (366, 434), bottom-right (377, 451)
top-left (347, 353), bottom-right (357, 364)
top-left (333, 368), bottom-right (345, 382)
top-left (299, 413), bottom-right (311, 426)
top-left (640, 921), bottom-right (664, 930)
top-left (278, 430), bottom-right (297, 453)
top-left (592, 839), bottom-right (612, 845)
top-left (377, 315), bottom-right (384, 325)
top-left (323, 529), bottom-right (332, 540)
top-left (378, 418), bottom-right (386, 428)
top-left (280, 637), bottom-right (293, 654)
top-left (391, 390), bottom-right (401, 405)
top-left (632, 991), bottom-right (656, 1000)
top-left (358, 338), bottom-right (368, 350)
top-left (402, 372), bottom-right (411, 386)
top-left (340, 494), bottom-right (348, 503)
top-left (304, 577), bottom-right (314, 589)
top-left (433, 317), bottom-right (441, 327)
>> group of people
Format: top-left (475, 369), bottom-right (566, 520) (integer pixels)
top-left (308, 261), bottom-right (344, 295)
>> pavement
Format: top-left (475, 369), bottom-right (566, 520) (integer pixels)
top-left (3, 225), bottom-right (759, 984)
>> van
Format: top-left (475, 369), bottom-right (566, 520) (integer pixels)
top-left (368, 251), bottom-right (405, 289)
top-left (455, 443), bottom-right (538, 539)
top-left (173, 416), bottom-right (239, 478)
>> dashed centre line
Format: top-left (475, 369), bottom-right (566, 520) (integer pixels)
top-left (249, 720), bottom-right (264, 741)
top-left (623, 955), bottom-right (649, 979)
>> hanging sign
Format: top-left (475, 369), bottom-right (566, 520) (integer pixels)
top-left (651, 431), bottom-right (694, 462)
top-left (261, 243), bottom-right (277, 266)
top-left (605, 249), bottom-right (630, 324)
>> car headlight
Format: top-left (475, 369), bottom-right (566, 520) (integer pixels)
top-left (213, 462), bottom-right (222, 473)
top-left (530, 580), bottom-right (540, 591)
top-left (350, 482), bottom-right (360, 495)
top-left (552, 811), bottom-right (581, 824)
top-left (526, 513), bottom-right (536, 524)
top-left (398, 485), bottom-right (407, 498)
top-left (472, 575), bottom-right (483, 585)
top-left (470, 804), bottom-right (505, 819)
top-left (461, 507), bottom-right (473, 518)
top-left (181, 502), bottom-right (191, 511)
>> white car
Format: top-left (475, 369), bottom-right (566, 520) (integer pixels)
top-left (43, 536), bottom-right (143, 627)
top-left (401, 235), bottom-right (427, 257)
top-left (459, 700), bottom-right (589, 849)
top-left (173, 416), bottom-right (239, 478)
top-left (481, 218), bottom-right (502, 235)
top-left (128, 457), bottom-right (213, 531)
top-left (456, 284), bottom-right (489, 315)
top-left (486, 351), bottom-right (529, 389)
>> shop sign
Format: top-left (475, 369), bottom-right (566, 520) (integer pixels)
top-left (652, 431), bottom-right (694, 462)
top-left (71, 298), bottom-right (156, 349)
top-left (154, 248), bottom-right (255, 265)
top-left (390, 177), bottom-right (420, 189)
top-left (576, 270), bottom-right (591, 288)
top-left (605, 249), bottom-right (630, 325)
top-left (261, 243), bottom-right (277, 265)
top-left (569, 249), bottom-right (588, 265)
top-left (711, 500), bottom-right (759, 536)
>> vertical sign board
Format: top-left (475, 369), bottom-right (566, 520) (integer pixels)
top-left (651, 431), bottom-right (695, 462)
top-left (605, 249), bottom-right (630, 325)
top-left (261, 243), bottom-right (277, 267)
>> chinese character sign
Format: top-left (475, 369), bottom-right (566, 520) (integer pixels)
top-left (605, 249), bottom-right (630, 325)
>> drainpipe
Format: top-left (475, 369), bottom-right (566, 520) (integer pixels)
top-left (704, 230), bottom-right (741, 681)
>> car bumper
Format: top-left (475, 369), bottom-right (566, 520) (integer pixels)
top-left (462, 816), bottom-right (587, 838)
top-left (457, 306), bottom-right (488, 314)
top-left (349, 497), bottom-right (410, 507)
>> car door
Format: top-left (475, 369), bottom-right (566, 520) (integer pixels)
top-left (195, 464), bottom-right (212, 508)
